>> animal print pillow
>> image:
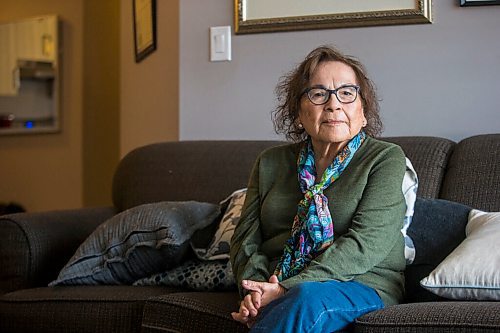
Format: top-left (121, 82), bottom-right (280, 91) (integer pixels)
top-left (133, 260), bottom-right (236, 291)
top-left (192, 188), bottom-right (247, 260)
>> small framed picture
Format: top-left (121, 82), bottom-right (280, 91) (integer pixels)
top-left (460, 0), bottom-right (500, 6)
top-left (133, 0), bottom-right (157, 62)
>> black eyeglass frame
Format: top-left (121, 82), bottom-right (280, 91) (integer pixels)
top-left (302, 85), bottom-right (361, 105)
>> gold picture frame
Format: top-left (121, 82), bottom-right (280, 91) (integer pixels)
top-left (133, 0), bottom-right (157, 62)
top-left (235, 0), bottom-right (432, 34)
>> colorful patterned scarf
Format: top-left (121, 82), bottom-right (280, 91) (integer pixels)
top-left (274, 131), bottom-right (366, 281)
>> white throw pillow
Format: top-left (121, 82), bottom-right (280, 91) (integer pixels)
top-left (420, 209), bottom-right (500, 300)
top-left (402, 157), bottom-right (418, 265)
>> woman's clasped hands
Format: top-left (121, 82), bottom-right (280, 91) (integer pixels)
top-left (231, 275), bottom-right (286, 328)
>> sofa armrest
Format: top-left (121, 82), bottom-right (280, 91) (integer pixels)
top-left (0, 207), bottom-right (116, 294)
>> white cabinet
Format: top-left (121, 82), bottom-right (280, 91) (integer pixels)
top-left (0, 23), bottom-right (18, 96)
top-left (0, 16), bottom-right (58, 96)
top-left (16, 16), bottom-right (57, 63)
top-left (0, 15), bottom-right (60, 134)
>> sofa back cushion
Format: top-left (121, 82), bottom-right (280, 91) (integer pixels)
top-left (382, 136), bottom-right (455, 199)
top-left (113, 137), bottom-right (457, 211)
top-left (440, 134), bottom-right (500, 211)
top-left (112, 141), bottom-right (284, 211)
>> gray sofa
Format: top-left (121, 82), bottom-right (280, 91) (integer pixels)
top-left (1, 134), bottom-right (499, 333)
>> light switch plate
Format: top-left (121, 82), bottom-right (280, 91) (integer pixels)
top-left (210, 26), bottom-right (231, 62)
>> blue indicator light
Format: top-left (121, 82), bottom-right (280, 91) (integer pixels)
top-left (24, 121), bottom-right (34, 128)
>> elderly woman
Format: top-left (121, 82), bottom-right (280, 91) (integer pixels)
top-left (230, 46), bottom-right (406, 332)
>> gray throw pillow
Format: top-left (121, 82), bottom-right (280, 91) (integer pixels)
top-left (408, 198), bottom-right (471, 266)
top-left (49, 201), bottom-right (220, 286)
top-left (404, 197), bottom-right (471, 302)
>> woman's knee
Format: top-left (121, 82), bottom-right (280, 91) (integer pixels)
top-left (286, 281), bottom-right (323, 303)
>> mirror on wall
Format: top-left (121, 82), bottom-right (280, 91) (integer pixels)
top-left (0, 15), bottom-right (60, 135)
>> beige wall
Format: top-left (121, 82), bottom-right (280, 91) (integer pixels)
top-left (0, 0), bottom-right (180, 212)
top-left (0, 0), bottom-right (84, 212)
top-left (120, 0), bottom-right (179, 157)
top-left (83, 0), bottom-right (120, 207)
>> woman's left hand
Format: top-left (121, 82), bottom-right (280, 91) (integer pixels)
top-left (231, 292), bottom-right (260, 328)
top-left (241, 275), bottom-right (285, 309)
top-left (231, 275), bottom-right (286, 327)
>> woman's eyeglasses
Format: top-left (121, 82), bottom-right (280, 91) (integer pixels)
top-left (303, 85), bottom-right (360, 105)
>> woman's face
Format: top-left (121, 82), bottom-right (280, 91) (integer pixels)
top-left (298, 61), bottom-right (366, 148)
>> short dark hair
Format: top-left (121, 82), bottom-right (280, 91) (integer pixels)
top-left (272, 45), bottom-right (383, 142)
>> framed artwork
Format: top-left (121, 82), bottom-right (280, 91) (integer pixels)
top-left (235, 0), bottom-right (433, 34)
top-left (133, 0), bottom-right (157, 62)
top-left (460, 0), bottom-right (500, 6)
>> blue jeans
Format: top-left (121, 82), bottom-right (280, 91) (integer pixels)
top-left (249, 280), bottom-right (384, 333)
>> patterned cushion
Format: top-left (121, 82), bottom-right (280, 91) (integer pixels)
top-left (49, 201), bottom-right (220, 285)
top-left (192, 189), bottom-right (247, 261)
top-left (134, 260), bottom-right (236, 291)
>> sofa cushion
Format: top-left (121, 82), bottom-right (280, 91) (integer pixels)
top-left (420, 210), bottom-right (500, 300)
top-left (0, 286), bottom-right (178, 333)
top-left (355, 301), bottom-right (500, 333)
top-left (0, 207), bottom-right (115, 293)
top-left (440, 134), bottom-right (500, 211)
top-left (382, 136), bottom-right (455, 199)
top-left (141, 291), bottom-right (248, 333)
top-left (404, 197), bottom-right (471, 302)
top-left (112, 141), bottom-right (284, 211)
top-left (50, 201), bottom-right (220, 285)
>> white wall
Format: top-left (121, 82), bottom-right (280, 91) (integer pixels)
top-left (180, 1), bottom-right (500, 142)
